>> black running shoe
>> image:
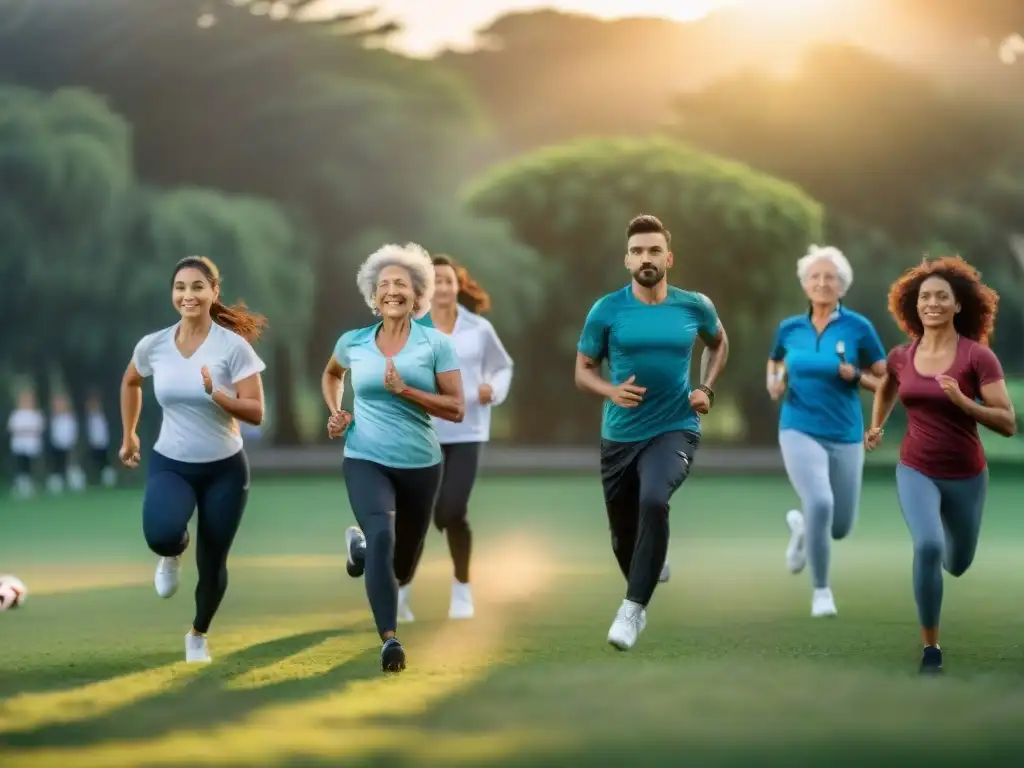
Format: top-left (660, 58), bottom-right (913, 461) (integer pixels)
top-left (381, 637), bottom-right (406, 673)
top-left (920, 645), bottom-right (943, 675)
top-left (345, 526), bottom-right (366, 578)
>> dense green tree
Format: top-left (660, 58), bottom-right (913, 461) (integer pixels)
top-left (0, 0), bottom-right (482, 389)
top-left (918, 167), bottom-right (1024, 370)
top-left (117, 187), bottom-right (316, 443)
top-left (0, 86), bottom-right (133, 389)
top-left (415, 204), bottom-right (548, 337)
top-left (465, 137), bottom-right (824, 443)
top-left (0, 84), bottom-right (312, 444)
top-left (441, 4), bottom-right (1024, 177)
top-left (671, 45), bottom-right (1023, 244)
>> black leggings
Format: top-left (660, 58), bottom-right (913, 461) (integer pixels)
top-left (601, 430), bottom-right (698, 607)
top-left (13, 453), bottom-right (34, 475)
top-left (92, 447), bottom-right (110, 472)
top-left (343, 457), bottom-right (442, 637)
top-left (142, 449), bottom-right (250, 634)
top-left (435, 442), bottom-right (482, 584)
top-left (49, 448), bottom-right (69, 476)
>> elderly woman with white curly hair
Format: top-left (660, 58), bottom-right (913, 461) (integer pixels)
top-left (321, 242), bottom-right (464, 674)
top-left (766, 245), bottom-right (887, 619)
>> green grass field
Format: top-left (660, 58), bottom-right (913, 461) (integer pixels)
top-left (2, 472), bottom-right (1024, 767)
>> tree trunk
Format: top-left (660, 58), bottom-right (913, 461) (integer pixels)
top-left (739, 385), bottom-right (779, 446)
top-left (271, 343), bottom-right (301, 445)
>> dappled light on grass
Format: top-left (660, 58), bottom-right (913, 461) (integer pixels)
top-left (0, 613), bottom-right (357, 734)
top-left (223, 625), bottom-right (367, 691)
top-left (0, 536), bottom-right (567, 767)
top-left (6, 476), bottom-right (1024, 766)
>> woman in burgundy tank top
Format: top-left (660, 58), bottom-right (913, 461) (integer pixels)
top-left (865, 256), bottom-right (1016, 675)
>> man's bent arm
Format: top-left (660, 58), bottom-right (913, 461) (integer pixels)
top-left (699, 325), bottom-right (729, 389)
top-left (575, 352), bottom-right (615, 399)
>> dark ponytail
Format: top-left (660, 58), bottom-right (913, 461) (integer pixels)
top-left (431, 254), bottom-right (492, 314)
top-left (172, 256), bottom-right (268, 342)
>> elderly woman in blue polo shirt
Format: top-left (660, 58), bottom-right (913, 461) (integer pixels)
top-left (767, 245), bottom-right (888, 619)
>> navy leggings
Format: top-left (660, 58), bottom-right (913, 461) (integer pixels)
top-left (343, 457), bottom-right (442, 638)
top-left (142, 449), bottom-right (250, 634)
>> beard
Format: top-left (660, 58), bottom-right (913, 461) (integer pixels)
top-left (632, 264), bottom-right (665, 288)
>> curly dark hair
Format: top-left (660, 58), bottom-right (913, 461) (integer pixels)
top-left (887, 255), bottom-right (999, 345)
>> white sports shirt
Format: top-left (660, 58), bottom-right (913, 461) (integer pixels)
top-left (87, 411), bottom-right (109, 449)
top-left (430, 307), bottom-right (514, 445)
top-left (8, 409), bottom-right (44, 457)
top-left (50, 413), bottom-right (78, 451)
top-left (132, 322), bottom-right (266, 463)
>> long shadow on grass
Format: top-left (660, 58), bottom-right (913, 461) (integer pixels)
top-left (0, 627), bottom-right (380, 749)
top-left (0, 651), bottom-right (182, 701)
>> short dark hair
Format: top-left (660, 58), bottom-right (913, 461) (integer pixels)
top-left (626, 214), bottom-right (671, 245)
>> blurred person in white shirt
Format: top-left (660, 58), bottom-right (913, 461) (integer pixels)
top-left (8, 388), bottom-right (44, 499)
top-left (397, 254), bottom-right (513, 622)
top-left (86, 393), bottom-right (116, 487)
top-left (48, 395), bottom-right (85, 493)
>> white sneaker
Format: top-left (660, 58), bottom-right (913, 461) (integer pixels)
top-left (448, 580), bottom-right (474, 620)
top-left (659, 558), bottom-right (671, 583)
top-left (66, 466), bottom-right (87, 492)
top-left (100, 466), bottom-right (118, 488)
top-left (785, 509), bottom-right (807, 574)
top-left (607, 599), bottom-right (647, 651)
top-left (397, 585), bottom-right (415, 623)
top-left (12, 475), bottom-right (35, 500)
top-left (345, 526), bottom-right (366, 577)
top-left (46, 474), bottom-right (64, 495)
top-left (811, 587), bottom-right (838, 618)
top-left (185, 632), bottom-right (211, 663)
top-left (155, 556), bottom-right (183, 598)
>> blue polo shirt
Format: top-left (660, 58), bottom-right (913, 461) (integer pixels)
top-left (770, 305), bottom-right (886, 444)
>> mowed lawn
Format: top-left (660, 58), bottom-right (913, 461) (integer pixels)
top-left (2, 472), bottom-right (1024, 767)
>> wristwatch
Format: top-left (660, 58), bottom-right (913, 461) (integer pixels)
top-left (696, 384), bottom-right (715, 407)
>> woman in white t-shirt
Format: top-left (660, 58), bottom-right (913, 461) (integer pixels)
top-left (403, 254), bottom-right (513, 622)
top-left (120, 256), bottom-right (267, 663)
top-left (8, 389), bottom-right (44, 499)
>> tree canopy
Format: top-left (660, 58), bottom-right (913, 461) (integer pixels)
top-left (0, 83), bottom-right (314, 442)
top-left (465, 137), bottom-right (824, 442)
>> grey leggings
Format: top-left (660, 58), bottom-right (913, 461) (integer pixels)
top-left (895, 462), bottom-right (987, 629)
top-left (779, 429), bottom-right (865, 589)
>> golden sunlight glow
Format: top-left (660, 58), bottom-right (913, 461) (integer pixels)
top-left (333, 0), bottom-right (849, 56)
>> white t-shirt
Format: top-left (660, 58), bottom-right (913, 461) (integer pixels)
top-left (87, 412), bottom-right (109, 449)
top-left (133, 322), bottom-right (266, 463)
top-left (430, 308), bottom-right (514, 445)
top-left (8, 409), bottom-right (44, 457)
top-left (50, 413), bottom-right (78, 451)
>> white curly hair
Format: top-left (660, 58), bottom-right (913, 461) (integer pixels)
top-left (355, 242), bottom-right (435, 319)
top-left (797, 244), bottom-right (853, 296)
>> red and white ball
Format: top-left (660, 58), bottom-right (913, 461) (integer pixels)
top-left (0, 575), bottom-right (27, 610)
